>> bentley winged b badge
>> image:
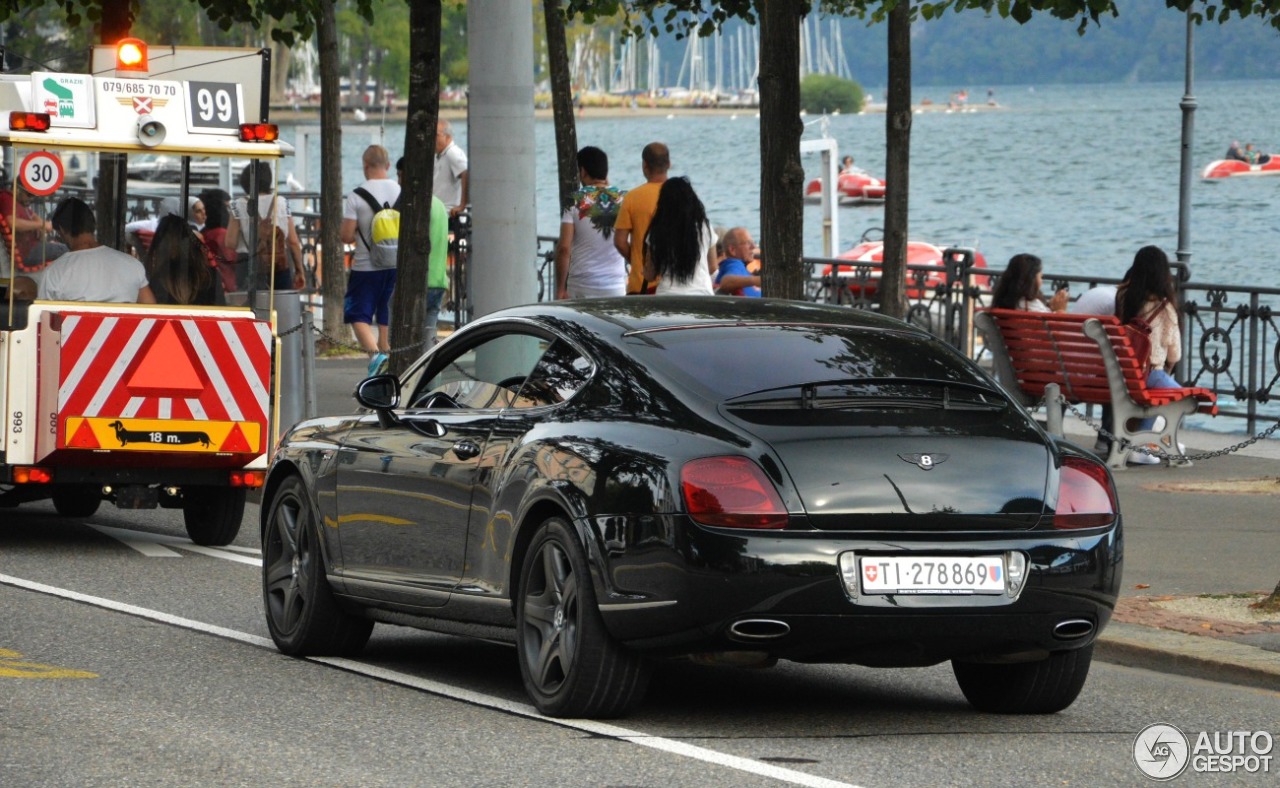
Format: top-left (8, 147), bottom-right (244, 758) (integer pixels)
top-left (899, 453), bottom-right (949, 471)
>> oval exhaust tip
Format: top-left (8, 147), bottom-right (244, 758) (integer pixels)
top-left (728, 619), bottom-right (791, 641)
top-left (1053, 618), bottom-right (1095, 640)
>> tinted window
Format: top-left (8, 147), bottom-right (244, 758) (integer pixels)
top-left (410, 332), bottom-right (549, 410)
top-left (625, 325), bottom-right (992, 400)
top-left (510, 339), bottom-right (592, 408)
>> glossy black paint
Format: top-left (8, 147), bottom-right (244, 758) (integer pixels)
top-left (264, 298), bottom-right (1122, 668)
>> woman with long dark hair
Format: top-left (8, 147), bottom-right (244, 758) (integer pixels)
top-left (990, 253), bottom-right (1068, 312)
top-left (146, 215), bottom-right (223, 306)
top-left (198, 188), bottom-right (237, 293)
top-left (642, 176), bottom-right (716, 295)
top-left (1116, 245), bottom-right (1184, 463)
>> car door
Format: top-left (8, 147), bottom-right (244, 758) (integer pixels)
top-left (334, 329), bottom-right (550, 607)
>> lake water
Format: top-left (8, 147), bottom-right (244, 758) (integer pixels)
top-left (284, 79), bottom-right (1279, 289)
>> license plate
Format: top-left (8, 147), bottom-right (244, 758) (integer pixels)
top-left (859, 555), bottom-right (1006, 595)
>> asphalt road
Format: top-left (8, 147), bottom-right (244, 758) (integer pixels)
top-left (2, 357), bottom-right (1278, 786)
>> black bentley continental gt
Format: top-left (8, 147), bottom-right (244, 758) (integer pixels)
top-left (260, 298), bottom-right (1122, 718)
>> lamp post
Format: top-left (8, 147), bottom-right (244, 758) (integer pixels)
top-left (1176, 10), bottom-right (1195, 270)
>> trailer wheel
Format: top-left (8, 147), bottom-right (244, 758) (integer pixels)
top-left (52, 485), bottom-right (102, 518)
top-left (182, 487), bottom-right (246, 546)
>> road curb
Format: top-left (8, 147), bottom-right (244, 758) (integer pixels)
top-left (1097, 622), bottom-right (1280, 692)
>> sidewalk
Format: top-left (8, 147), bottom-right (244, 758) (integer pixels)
top-left (309, 357), bottom-right (1280, 691)
top-left (1056, 412), bottom-right (1280, 691)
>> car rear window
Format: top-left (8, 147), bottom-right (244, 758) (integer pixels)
top-left (624, 324), bottom-right (992, 400)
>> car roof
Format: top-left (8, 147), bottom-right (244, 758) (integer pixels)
top-left (489, 297), bottom-right (914, 341)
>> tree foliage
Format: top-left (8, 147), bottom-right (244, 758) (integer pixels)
top-left (800, 73), bottom-right (864, 114)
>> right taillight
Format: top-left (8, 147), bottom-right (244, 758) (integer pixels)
top-left (1054, 455), bottom-right (1117, 529)
top-left (681, 456), bottom-right (787, 529)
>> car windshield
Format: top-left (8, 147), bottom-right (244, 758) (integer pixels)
top-left (624, 324), bottom-right (1000, 403)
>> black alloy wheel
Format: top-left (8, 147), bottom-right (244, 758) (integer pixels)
top-left (952, 644), bottom-right (1094, 714)
top-left (262, 475), bottom-right (372, 656)
top-left (516, 517), bottom-right (650, 718)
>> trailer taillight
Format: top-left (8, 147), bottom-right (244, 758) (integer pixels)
top-left (9, 113), bottom-right (51, 132)
top-left (229, 470), bottom-right (265, 488)
top-left (12, 466), bottom-right (53, 484)
top-left (239, 123), bottom-right (279, 142)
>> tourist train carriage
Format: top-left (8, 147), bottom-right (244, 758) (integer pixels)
top-left (0, 41), bottom-right (293, 544)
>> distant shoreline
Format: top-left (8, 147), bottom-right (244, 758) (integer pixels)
top-left (268, 101), bottom-right (1006, 125)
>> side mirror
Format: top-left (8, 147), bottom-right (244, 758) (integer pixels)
top-left (355, 374), bottom-right (400, 411)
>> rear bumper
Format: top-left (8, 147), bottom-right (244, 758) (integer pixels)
top-left (590, 516), bottom-right (1122, 666)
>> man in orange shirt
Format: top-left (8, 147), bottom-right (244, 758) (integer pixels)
top-left (613, 142), bottom-right (669, 294)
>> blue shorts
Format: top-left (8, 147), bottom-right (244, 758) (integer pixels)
top-left (344, 269), bottom-right (397, 326)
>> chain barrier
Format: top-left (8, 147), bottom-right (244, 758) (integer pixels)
top-left (1046, 390), bottom-right (1280, 462)
top-left (286, 319), bottom-right (428, 362)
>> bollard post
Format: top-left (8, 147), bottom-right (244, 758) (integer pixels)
top-left (254, 290), bottom-right (306, 432)
top-left (1044, 382), bottom-right (1065, 437)
top-left (300, 307), bottom-right (317, 420)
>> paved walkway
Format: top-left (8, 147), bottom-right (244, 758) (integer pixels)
top-left (310, 357), bottom-right (1280, 691)
top-left (1055, 411), bottom-right (1280, 691)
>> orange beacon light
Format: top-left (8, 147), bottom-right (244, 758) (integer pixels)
top-left (116, 38), bottom-right (148, 72)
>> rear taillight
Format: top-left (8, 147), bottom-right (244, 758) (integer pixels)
top-left (681, 456), bottom-right (787, 529)
top-left (229, 470), bottom-right (266, 488)
top-left (1054, 456), bottom-right (1117, 529)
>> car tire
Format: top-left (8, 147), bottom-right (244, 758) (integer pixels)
top-left (182, 486), bottom-right (246, 546)
top-left (262, 475), bottom-right (372, 656)
top-left (516, 516), bottom-right (650, 718)
top-left (952, 645), bottom-right (1094, 714)
top-left (52, 485), bottom-right (102, 518)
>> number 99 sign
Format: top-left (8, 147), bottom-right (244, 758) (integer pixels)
top-left (19, 151), bottom-right (65, 197)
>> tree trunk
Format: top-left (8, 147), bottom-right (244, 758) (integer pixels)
top-left (758, 0), bottom-right (805, 300)
top-left (387, 0), bottom-right (443, 376)
top-left (544, 0), bottom-right (579, 214)
top-left (879, 1), bottom-right (911, 320)
top-left (318, 0), bottom-right (346, 345)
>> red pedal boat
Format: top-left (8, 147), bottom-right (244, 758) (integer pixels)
top-left (1201, 155), bottom-right (1280, 179)
top-left (822, 240), bottom-right (988, 300)
top-left (804, 170), bottom-right (886, 205)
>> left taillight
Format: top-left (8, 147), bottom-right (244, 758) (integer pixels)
top-left (681, 456), bottom-right (787, 529)
top-left (1054, 455), bottom-right (1117, 529)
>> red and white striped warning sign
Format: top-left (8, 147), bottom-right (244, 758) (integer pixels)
top-left (53, 313), bottom-right (272, 453)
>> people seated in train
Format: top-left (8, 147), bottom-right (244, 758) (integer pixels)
top-left (36, 197), bottom-right (156, 304)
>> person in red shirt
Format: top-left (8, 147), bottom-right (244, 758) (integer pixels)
top-left (0, 184), bottom-right (67, 273)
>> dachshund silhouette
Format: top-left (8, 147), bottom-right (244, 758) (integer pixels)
top-left (108, 420), bottom-right (211, 448)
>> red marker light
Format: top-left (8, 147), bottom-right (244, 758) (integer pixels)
top-left (9, 112), bottom-right (51, 132)
top-left (12, 466), bottom-right (53, 484)
top-left (238, 123), bottom-right (279, 142)
top-left (229, 470), bottom-right (266, 488)
top-left (116, 38), bottom-right (148, 72)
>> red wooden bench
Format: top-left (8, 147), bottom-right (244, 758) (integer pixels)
top-left (974, 308), bottom-right (1217, 470)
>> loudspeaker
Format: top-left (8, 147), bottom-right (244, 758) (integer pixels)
top-left (137, 114), bottom-right (166, 147)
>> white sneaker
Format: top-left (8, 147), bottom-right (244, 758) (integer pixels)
top-left (1128, 446), bottom-right (1161, 465)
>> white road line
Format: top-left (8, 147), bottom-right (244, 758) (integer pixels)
top-left (172, 543), bottom-right (262, 567)
top-left (88, 530), bottom-right (184, 558)
top-left (89, 525), bottom-right (262, 565)
top-left (0, 572), bottom-right (861, 788)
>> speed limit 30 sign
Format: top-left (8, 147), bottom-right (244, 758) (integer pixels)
top-left (18, 151), bottom-right (65, 196)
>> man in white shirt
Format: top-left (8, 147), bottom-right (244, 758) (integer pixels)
top-left (38, 197), bottom-right (155, 304)
top-left (341, 145), bottom-right (401, 373)
top-left (433, 120), bottom-right (469, 218)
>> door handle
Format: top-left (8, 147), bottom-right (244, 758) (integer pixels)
top-left (452, 440), bottom-right (481, 460)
